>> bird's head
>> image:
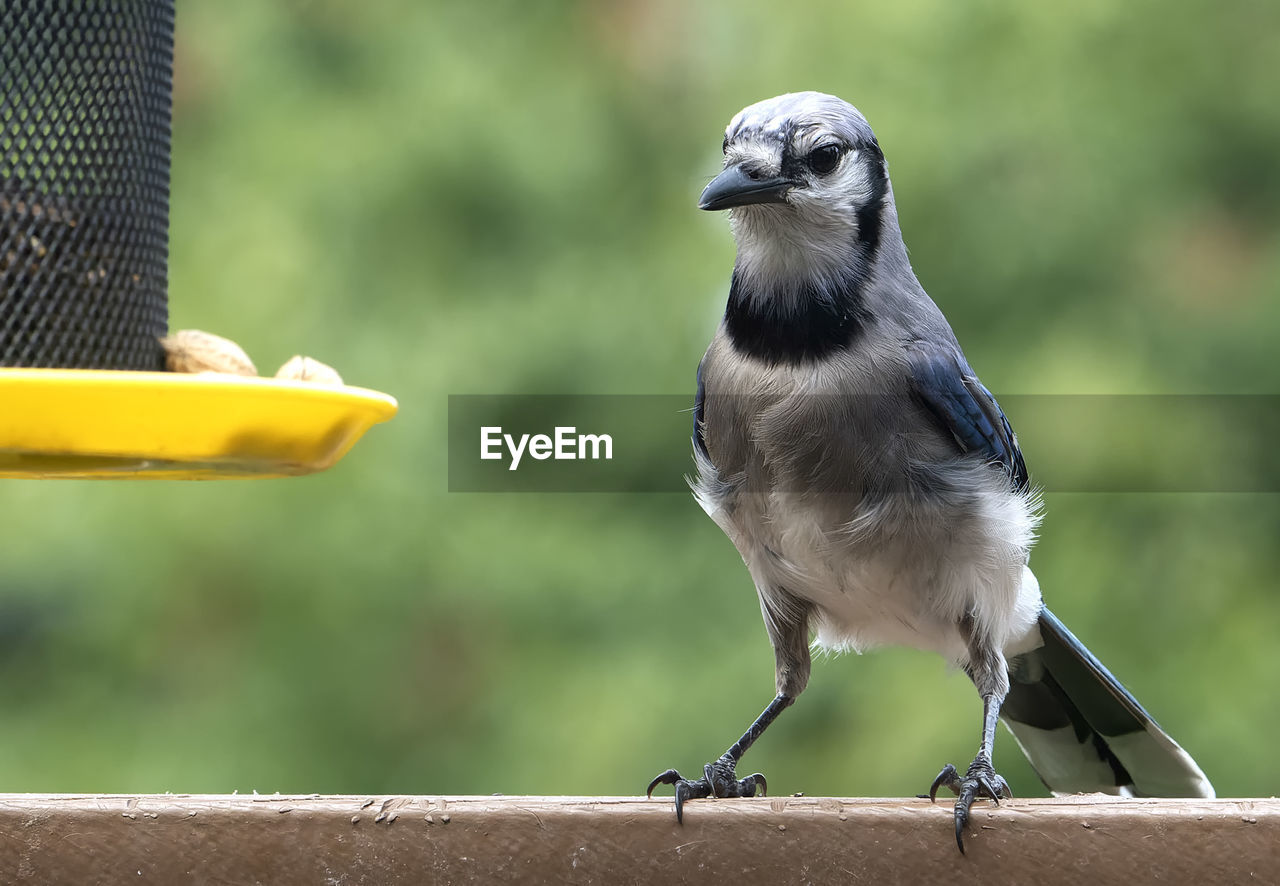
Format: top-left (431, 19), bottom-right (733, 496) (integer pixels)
top-left (702, 92), bottom-right (891, 298)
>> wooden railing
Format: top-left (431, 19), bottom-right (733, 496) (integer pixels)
top-left (1, 794), bottom-right (1273, 884)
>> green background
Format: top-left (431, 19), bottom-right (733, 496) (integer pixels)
top-left (2, 0), bottom-right (1278, 801)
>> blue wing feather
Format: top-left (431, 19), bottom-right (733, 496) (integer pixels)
top-left (907, 345), bottom-right (1029, 492)
top-left (693, 354), bottom-right (709, 461)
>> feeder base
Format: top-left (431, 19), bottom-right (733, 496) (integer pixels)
top-left (0, 369), bottom-right (397, 479)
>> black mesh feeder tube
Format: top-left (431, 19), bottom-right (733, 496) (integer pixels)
top-left (1, 0), bottom-right (172, 369)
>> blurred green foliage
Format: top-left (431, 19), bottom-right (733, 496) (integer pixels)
top-left (2, 0), bottom-right (1279, 802)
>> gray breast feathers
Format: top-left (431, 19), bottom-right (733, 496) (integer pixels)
top-left (693, 330), bottom-right (1042, 663)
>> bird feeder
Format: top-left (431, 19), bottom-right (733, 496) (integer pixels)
top-left (0, 0), bottom-right (395, 478)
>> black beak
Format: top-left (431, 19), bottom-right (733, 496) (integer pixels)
top-left (698, 164), bottom-right (793, 211)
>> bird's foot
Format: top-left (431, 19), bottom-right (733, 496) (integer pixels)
top-left (646, 754), bottom-right (767, 823)
top-left (926, 757), bottom-right (1011, 853)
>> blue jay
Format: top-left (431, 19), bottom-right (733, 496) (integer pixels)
top-left (647, 92), bottom-right (1213, 852)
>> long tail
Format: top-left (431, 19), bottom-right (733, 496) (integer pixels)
top-left (1001, 607), bottom-right (1214, 798)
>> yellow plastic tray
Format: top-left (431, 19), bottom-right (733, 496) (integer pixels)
top-left (0, 369), bottom-right (398, 479)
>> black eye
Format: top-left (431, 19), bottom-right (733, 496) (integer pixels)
top-left (722, 135), bottom-right (729, 154)
top-left (807, 143), bottom-right (842, 175)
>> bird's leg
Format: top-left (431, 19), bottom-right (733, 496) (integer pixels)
top-left (927, 616), bottom-right (1012, 853)
top-left (647, 693), bottom-right (793, 822)
top-left (648, 593), bottom-right (811, 822)
top-left (928, 692), bottom-right (1010, 849)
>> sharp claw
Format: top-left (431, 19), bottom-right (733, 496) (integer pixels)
top-left (929, 759), bottom-right (1007, 853)
top-left (733, 772), bottom-right (766, 799)
top-left (979, 777), bottom-right (999, 806)
top-left (954, 780), bottom-right (982, 854)
top-left (646, 768), bottom-right (681, 799)
top-left (928, 763), bottom-right (960, 802)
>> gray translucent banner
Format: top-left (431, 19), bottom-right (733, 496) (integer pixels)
top-left (448, 395), bottom-right (1280, 493)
